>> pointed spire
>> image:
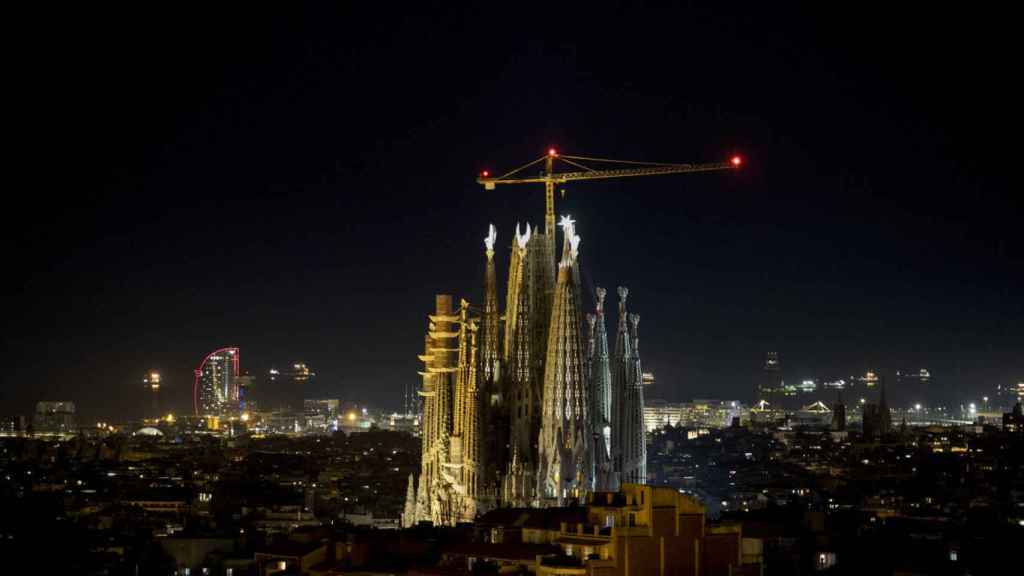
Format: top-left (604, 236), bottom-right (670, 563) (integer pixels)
top-left (515, 222), bottom-right (531, 250)
top-left (538, 216), bottom-right (590, 501)
top-left (629, 313), bottom-right (640, 355)
top-left (617, 287), bottom-right (628, 327)
top-left (611, 285), bottom-right (645, 488)
top-left (558, 214), bottom-right (580, 266)
top-left (485, 222), bottom-right (497, 260)
top-left (615, 287), bottom-right (631, 360)
top-left (402, 473), bottom-right (417, 527)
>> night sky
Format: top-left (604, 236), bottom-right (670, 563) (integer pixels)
top-left (5, 4), bottom-right (1021, 421)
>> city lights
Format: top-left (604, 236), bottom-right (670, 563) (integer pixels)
top-left (4, 8), bottom-right (1019, 576)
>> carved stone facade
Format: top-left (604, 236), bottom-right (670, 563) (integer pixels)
top-left (406, 216), bottom-right (647, 524)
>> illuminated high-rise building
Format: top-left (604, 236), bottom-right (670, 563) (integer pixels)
top-left (143, 371), bottom-right (161, 418)
top-left (193, 347), bottom-right (240, 416)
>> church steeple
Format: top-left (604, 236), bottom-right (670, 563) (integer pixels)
top-left (588, 287), bottom-right (613, 490)
top-left (612, 286), bottom-right (646, 487)
top-left (481, 224), bottom-right (501, 388)
top-left (538, 215), bottom-right (591, 502)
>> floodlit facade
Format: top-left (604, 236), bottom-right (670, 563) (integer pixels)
top-left (193, 347), bottom-right (240, 416)
top-left (538, 216), bottom-right (589, 502)
top-left (406, 213), bottom-right (649, 524)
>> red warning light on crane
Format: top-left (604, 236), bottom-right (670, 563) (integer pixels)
top-left (731, 155), bottom-right (742, 167)
top-left (548, 148), bottom-right (558, 157)
top-left (481, 170), bottom-right (490, 178)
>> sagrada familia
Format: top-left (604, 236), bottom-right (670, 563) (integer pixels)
top-left (403, 213), bottom-right (646, 526)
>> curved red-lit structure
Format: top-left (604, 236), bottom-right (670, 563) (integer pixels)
top-left (193, 347), bottom-right (240, 416)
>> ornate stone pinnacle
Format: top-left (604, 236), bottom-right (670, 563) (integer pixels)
top-left (514, 222), bottom-right (531, 250)
top-left (617, 286), bottom-right (628, 305)
top-left (569, 234), bottom-right (581, 261)
top-left (586, 313), bottom-right (596, 329)
top-left (629, 313), bottom-right (639, 331)
top-left (595, 287), bottom-right (606, 313)
top-left (484, 223), bottom-right (497, 258)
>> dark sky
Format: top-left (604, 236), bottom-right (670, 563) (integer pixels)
top-left (5, 4), bottom-right (1021, 421)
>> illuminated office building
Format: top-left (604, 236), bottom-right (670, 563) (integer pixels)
top-left (193, 347), bottom-right (240, 416)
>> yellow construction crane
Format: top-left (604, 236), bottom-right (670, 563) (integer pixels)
top-left (477, 148), bottom-right (742, 242)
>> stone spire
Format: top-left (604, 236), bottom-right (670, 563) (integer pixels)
top-left (538, 216), bottom-right (591, 503)
top-left (413, 295), bottom-right (483, 524)
top-left (504, 224), bottom-right (539, 506)
top-left (481, 224), bottom-right (501, 387)
top-left (479, 225), bottom-right (505, 506)
top-left (402, 473), bottom-right (416, 528)
top-left (612, 287), bottom-right (646, 487)
top-left (503, 223), bottom-right (530, 363)
top-left (588, 287), bottom-right (614, 491)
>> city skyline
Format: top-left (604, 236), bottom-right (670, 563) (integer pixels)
top-left (3, 4), bottom-right (1021, 422)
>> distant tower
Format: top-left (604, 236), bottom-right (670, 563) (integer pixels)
top-left (538, 216), bottom-right (591, 502)
top-left (611, 286), bottom-right (647, 488)
top-left (236, 372), bottom-right (254, 412)
top-left (193, 347), bottom-right (240, 416)
top-left (758, 352), bottom-right (782, 405)
top-left (878, 375), bottom-right (892, 435)
top-left (143, 371), bottom-right (161, 419)
top-left (587, 288), bottom-right (613, 491)
top-left (831, 390), bottom-right (846, 431)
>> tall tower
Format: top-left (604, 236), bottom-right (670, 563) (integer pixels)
top-left (450, 299), bottom-right (482, 518)
top-left (193, 347), bottom-right (240, 416)
top-left (538, 216), bottom-right (591, 503)
top-left (479, 225), bottom-right (506, 503)
top-left (878, 375), bottom-right (892, 435)
top-left (758, 352), bottom-right (782, 405)
top-left (587, 288), bottom-right (613, 491)
top-left (504, 224), bottom-right (540, 506)
top-left (409, 295), bottom-right (483, 525)
top-left (831, 390), bottom-right (847, 431)
top-left (612, 287), bottom-right (646, 487)
top-left (143, 371), bottom-right (161, 419)
top-left (481, 224), bottom-right (501, 393)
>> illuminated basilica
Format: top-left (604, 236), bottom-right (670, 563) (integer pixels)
top-left (403, 215), bottom-right (646, 525)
